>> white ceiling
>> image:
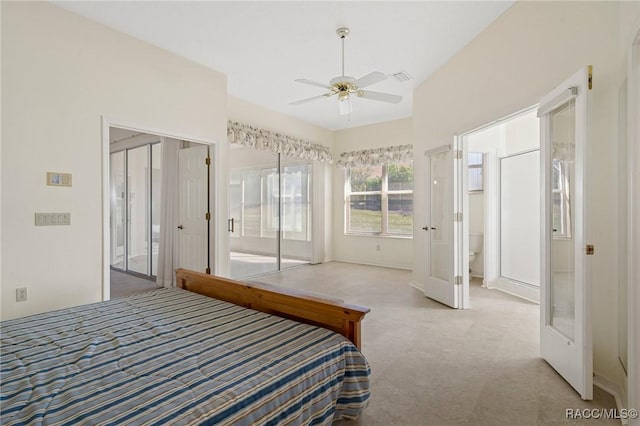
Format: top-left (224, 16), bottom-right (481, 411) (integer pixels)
top-left (53, 1), bottom-right (514, 131)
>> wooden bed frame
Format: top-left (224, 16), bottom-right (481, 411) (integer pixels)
top-left (176, 269), bottom-right (370, 350)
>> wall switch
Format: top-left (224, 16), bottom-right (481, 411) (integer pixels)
top-left (35, 213), bottom-right (71, 226)
top-left (376, 244), bottom-right (381, 251)
top-left (47, 172), bottom-right (72, 187)
top-left (16, 287), bottom-right (27, 302)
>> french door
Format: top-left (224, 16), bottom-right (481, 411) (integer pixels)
top-left (539, 66), bottom-right (592, 399)
top-left (423, 140), bottom-right (467, 309)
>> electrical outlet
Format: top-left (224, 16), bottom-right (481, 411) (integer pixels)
top-left (16, 287), bottom-right (27, 302)
top-left (376, 244), bottom-right (381, 251)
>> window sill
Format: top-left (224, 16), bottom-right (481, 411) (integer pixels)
top-left (344, 232), bottom-right (413, 240)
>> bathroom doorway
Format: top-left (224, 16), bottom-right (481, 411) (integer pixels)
top-left (462, 107), bottom-right (541, 303)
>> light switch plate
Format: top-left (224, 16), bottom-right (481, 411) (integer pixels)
top-left (47, 172), bottom-right (72, 187)
top-left (35, 213), bottom-right (71, 226)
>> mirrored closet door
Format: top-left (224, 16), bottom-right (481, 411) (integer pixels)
top-left (110, 142), bottom-right (162, 278)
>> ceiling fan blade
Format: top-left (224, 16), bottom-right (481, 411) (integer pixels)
top-left (290, 93), bottom-right (333, 105)
top-left (294, 79), bottom-right (331, 89)
top-left (354, 72), bottom-right (387, 89)
top-left (358, 90), bottom-right (402, 104)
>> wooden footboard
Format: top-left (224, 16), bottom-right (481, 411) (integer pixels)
top-left (175, 269), bottom-right (370, 350)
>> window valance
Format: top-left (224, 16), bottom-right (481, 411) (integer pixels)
top-left (336, 144), bottom-right (413, 168)
top-left (227, 121), bottom-right (333, 163)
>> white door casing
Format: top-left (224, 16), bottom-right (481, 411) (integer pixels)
top-left (538, 66), bottom-right (592, 400)
top-left (424, 141), bottom-right (468, 309)
top-left (178, 145), bottom-right (210, 273)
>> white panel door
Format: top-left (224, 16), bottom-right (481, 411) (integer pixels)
top-left (178, 145), bottom-right (209, 273)
top-left (539, 67), bottom-right (592, 399)
top-left (424, 141), bottom-right (466, 308)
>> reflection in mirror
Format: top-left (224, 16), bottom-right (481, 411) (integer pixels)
top-left (110, 151), bottom-right (125, 270)
top-left (618, 80), bottom-right (628, 374)
top-left (550, 99), bottom-right (576, 341)
top-left (552, 159), bottom-right (571, 238)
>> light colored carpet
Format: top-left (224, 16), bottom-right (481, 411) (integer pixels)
top-left (230, 251), bottom-right (309, 279)
top-left (252, 262), bottom-right (618, 426)
top-left (110, 269), bottom-right (159, 299)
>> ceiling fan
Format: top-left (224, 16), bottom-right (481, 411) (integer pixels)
top-left (290, 27), bottom-right (402, 115)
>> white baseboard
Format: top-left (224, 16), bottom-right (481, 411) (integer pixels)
top-left (486, 277), bottom-right (540, 304)
top-left (331, 258), bottom-right (413, 271)
top-left (409, 280), bottom-right (424, 292)
top-left (593, 372), bottom-right (628, 425)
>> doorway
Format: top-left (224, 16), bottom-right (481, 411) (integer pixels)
top-left (106, 124), bottom-right (213, 298)
top-left (462, 108), bottom-right (541, 303)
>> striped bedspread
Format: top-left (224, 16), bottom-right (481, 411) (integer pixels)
top-left (1, 288), bottom-right (370, 425)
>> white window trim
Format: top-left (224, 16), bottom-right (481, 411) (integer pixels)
top-left (345, 164), bottom-right (413, 238)
top-left (468, 152), bottom-right (484, 192)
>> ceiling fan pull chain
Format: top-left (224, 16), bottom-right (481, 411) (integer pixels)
top-left (341, 37), bottom-right (345, 77)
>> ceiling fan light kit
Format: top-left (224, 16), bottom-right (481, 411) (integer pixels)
top-left (291, 27), bottom-right (403, 116)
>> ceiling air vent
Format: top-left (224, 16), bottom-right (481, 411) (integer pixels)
top-left (390, 71), bottom-right (413, 83)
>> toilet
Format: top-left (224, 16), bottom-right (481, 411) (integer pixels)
top-left (468, 233), bottom-right (483, 272)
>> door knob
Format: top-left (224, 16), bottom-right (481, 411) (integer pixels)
top-left (177, 225), bottom-right (184, 230)
top-left (431, 227), bottom-right (437, 230)
top-left (422, 226), bottom-right (429, 231)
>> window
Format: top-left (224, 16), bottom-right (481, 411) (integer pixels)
top-left (345, 161), bottom-right (413, 236)
top-left (468, 152), bottom-right (483, 191)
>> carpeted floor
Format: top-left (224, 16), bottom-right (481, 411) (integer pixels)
top-left (253, 261), bottom-right (618, 426)
top-left (110, 269), bottom-right (159, 299)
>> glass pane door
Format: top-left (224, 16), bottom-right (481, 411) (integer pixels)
top-left (229, 146), bottom-right (279, 278)
top-left (280, 158), bottom-right (312, 270)
top-left (538, 67), bottom-right (591, 399)
top-left (127, 146), bottom-right (149, 275)
top-left (430, 150), bottom-right (450, 282)
top-left (229, 149), bottom-right (313, 279)
top-left (151, 143), bottom-right (162, 276)
top-left (110, 151), bottom-right (125, 270)
top-left (550, 99), bottom-right (576, 340)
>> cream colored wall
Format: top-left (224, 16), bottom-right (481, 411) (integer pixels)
top-left (1, 2), bottom-right (228, 320)
top-left (413, 0), bottom-right (638, 388)
top-left (227, 96), bottom-right (334, 262)
top-left (503, 109), bottom-right (539, 156)
top-left (333, 118), bottom-right (413, 269)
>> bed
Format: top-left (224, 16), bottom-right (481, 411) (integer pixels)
top-left (1, 269), bottom-right (371, 425)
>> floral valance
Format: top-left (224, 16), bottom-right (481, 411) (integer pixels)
top-left (227, 121), bottom-right (333, 163)
top-left (336, 144), bottom-right (413, 168)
